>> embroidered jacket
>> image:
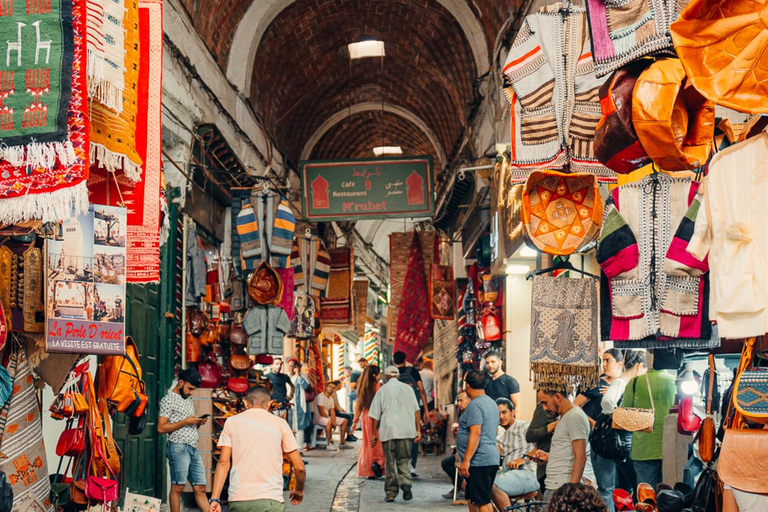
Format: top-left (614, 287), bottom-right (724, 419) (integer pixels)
top-left (502, 3), bottom-right (614, 183)
top-left (290, 236), bottom-right (331, 298)
top-left (597, 173), bottom-right (711, 346)
top-left (243, 305), bottom-right (291, 356)
top-left (236, 191), bottom-right (296, 270)
top-left (585, 0), bottom-right (684, 78)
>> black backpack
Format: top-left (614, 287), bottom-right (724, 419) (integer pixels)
top-left (0, 472), bottom-right (13, 512)
top-left (589, 412), bottom-right (628, 461)
top-left (398, 368), bottom-right (420, 401)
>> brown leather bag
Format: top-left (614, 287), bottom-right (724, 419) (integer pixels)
top-left (217, 322), bottom-right (231, 342)
top-left (248, 261), bottom-right (283, 305)
top-left (230, 322), bottom-right (247, 346)
top-left (719, 428), bottom-right (768, 493)
top-left (97, 336), bottom-right (145, 411)
top-left (199, 324), bottom-right (217, 347)
top-left (699, 353), bottom-right (716, 463)
top-left (230, 354), bottom-right (251, 371)
top-left (187, 307), bottom-right (208, 336)
top-left (186, 332), bottom-right (201, 363)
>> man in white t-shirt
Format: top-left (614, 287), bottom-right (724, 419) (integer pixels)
top-left (418, 356), bottom-right (435, 410)
top-left (312, 381), bottom-right (351, 450)
top-left (209, 386), bottom-right (306, 512)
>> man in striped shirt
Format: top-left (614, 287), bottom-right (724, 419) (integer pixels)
top-left (491, 398), bottom-right (540, 510)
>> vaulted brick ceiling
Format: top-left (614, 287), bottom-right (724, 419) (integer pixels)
top-left (179, 0), bottom-right (525, 173)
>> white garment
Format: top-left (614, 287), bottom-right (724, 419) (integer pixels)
top-left (420, 368), bottom-right (434, 401)
top-left (601, 377), bottom-right (628, 414)
top-left (688, 133), bottom-right (768, 338)
top-left (368, 378), bottom-right (420, 442)
top-left (315, 393), bottom-right (335, 417)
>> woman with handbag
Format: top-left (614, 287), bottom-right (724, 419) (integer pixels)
top-left (620, 358), bottom-right (675, 489)
top-left (352, 365), bottom-right (386, 478)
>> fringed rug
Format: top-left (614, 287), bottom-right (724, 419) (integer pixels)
top-left (0, 0), bottom-right (89, 225)
top-left (354, 279), bottom-right (369, 336)
top-left (276, 267), bottom-right (295, 321)
top-left (0, 349), bottom-right (53, 512)
top-left (321, 247), bottom-right (353, 326)
top-left (388, 231), bottom-right (437, 344)
top-left (89, 0), bottom-right (142, 181)
top-left (86, 0), bottom-right (124, 112)
top-left (394, 233), bottom-right (433, 364)
top-left (530, 276), bottom-right (600, 393)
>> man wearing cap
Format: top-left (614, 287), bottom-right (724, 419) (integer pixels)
top-left (369, 366), bottom-right (422, 503)
top-left (158, 368), bottom-right (209, 512)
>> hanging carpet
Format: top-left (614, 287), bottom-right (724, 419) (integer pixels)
top-left (354, 279), bottom-right (369, 336)
top-left (87, 0), bottom-right (162, 283)
top-left (530, 276), bottom-right (599, 393)
top-left (320, 247), bottom-right (353, 326)
top-left (89, 0), bottom-right (142, 181)
top-left (394, 233), bottom-right (434, 365)
top-left (0, 0), bottom-right (89, 225)
top-left (0, 348), bottom-right (52, 512)
top-left (86, 0), bottom-right (125, 112)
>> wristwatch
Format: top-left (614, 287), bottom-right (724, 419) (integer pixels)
top-left (209, 499), bottom-right (221, 504)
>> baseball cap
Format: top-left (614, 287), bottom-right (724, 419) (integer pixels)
top-left (384, 365), bottom-right (400, 376)
top-left (179, 367), bottom-right (202, 387)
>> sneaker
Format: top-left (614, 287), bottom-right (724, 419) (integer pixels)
top-left (339, 443), bottom-right (353, 450)
top-left (402, 488), bottom-right (413, 501)
top-left (442, 490), bottom-right (454, 500)
top-left (326, 444), bottom-right (338, 451)
top-left (410, 465), bottom-right (419, 478)
top-left (346, 434), bottom-right (358, 442)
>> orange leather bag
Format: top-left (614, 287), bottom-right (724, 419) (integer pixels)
top-left (699, 353), bottom-right (716, 463)
top-left (98, 336), bottom-right (145, 411)
top-left (248, 261), bottom-right (283, 305)
top-left (632, 59), bottom-right (715, 171)
top-left (670, 0), bottom-right (768, 115)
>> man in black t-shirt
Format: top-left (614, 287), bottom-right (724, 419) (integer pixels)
top-left (267, 357), bottom-right (295, 406)
top-left (484, 351), bottom-right (521, 417)
top-left (393, 351), bottom-right (430, 478)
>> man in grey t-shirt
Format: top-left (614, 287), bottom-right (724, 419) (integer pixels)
top-left (531, 388), bottom-right (595, 502)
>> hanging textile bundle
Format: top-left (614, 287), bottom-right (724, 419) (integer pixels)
top-left (632, 59), bottom-right (715, 171)
top-left (529, 276), bottom-right (600, 393)
top-left (85, 0), bottom-right (125, 112)
top-left (671, 0), bottom-right (768, 114)
top-left (320, 247), bottom-right (354, 327)
top-left (522, 170), bottom-right (603, 256)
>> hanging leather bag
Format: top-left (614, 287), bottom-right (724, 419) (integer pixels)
top-left (198, 354), bottom-right (223, 389)
top-left (613, 374), bottom-right (655, 433)
top-left (733, 337), bottom-right (768, 424)
top-left (187, 307), bottom-right (208, 336)
top-left (248, 261), bottom-right (283, 305)
top-left (699, 354), bottom-right (717, 463)
top-left (227, 377), bottom-right (249, 395)
top-left (97, 336), bottom-right (146, 413)
top-left (56, 417), bottom-right (86, 457)
top-left (225, 272), bottom-right (249, 312)
top-left (719, 428), bottom-right (768, 494)
top-left (185, 331), bottom-right (201, 363)
top-left (481, 307), bottom-right (502, 342)
top-left (230, 322), bottom-right (247, 346)
top-left (84, 433), bottom-right (118, 504)
top-left (678, 395), bottom-right (702, 435)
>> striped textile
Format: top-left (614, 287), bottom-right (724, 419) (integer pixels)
top-left (86, 0), bottom-right (125, 112)
top-left (0, 350), bottom-right (52, 512)
top-left (364, 329), bottom-right (379, 365)
top-left (321, 247), bottom-right (354, 326)
top-left (291, 237), bottom-right (331, 298)
top-left (236, 192), bottom-right (296, 270)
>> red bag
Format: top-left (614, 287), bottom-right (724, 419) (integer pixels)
top-left (85, 475), bottom-right (118, 503)
top-left (678, 395), bottom-right (702, 435)
top-left (304, 385), bottom-right (317, 403)
top-left (198, 355), bottom-right (223, 389)
top-left (429, 264), bottom-right (456, 320)
top-left (228, 377), bottom-right (248, 394)
top-left (481, 307), bottom-right (502, 342)
top-left (56, 418), bottom-right (85, 457)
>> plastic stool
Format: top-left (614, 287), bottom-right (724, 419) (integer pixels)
top-left (311, 424), bottom-right (328, 448)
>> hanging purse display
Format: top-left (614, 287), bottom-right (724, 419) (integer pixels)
top-left (186, 307), bottom-right (208, 337)
top-left (481, 307), bottom-right (502, 342)
top-left (429, 264), bottom-right (456, 320)
top-left (248, 261), bottom-right (283, 305)
top-left (733, 337), bottom-right (768, 424)
top-left (198, 354), bottom-right (223, 389)
top-left (185, 331), bottom-right (201, 363)
top-left (230, 353), bottom-right (251, 371)
top-left (227, 377), bottom-right (249, 395)
top-left (56, 417), bottom-right (85, 458)
top-left (224, 271), bottom-right (249, 312)
top-left (613, 374), bottom-right (655, 433)
top-left (522, 170), bottom-right (603, 256)
top-left (698, 354), bottom-right (717, 463)
top-left (230, 321), bottom-right (247, 346)
top-left (678, 395), bottom-right (702, 435)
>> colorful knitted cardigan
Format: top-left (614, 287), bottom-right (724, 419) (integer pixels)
top-left (597, 173), bottom-right (714, 348)
top-left (585, 0), bottom-right (683, 78)
top-left (290, 236), bottom-right (331, 298)
top-left (502, 3), bottom-right (614, 183)
top-left (236, 191), bottom-right (296, 270)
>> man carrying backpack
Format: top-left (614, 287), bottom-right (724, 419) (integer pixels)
top-left (393, 351), bottom-right (430, 478)
top-left (158, 368), bottom-right (209, 512)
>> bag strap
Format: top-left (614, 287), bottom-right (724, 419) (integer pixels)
top-left (706, 353), bottom-right (716, 416)
top-left (644, 373), bottom-right (655, 413)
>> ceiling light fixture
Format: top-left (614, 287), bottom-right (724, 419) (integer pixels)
top-left (373, 146), bottom-right (402, 157)
top-left (349, 40), bottom-right (385, 59)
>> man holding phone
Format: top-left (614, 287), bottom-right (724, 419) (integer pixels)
top-left (158, 368), bottom-right (209, 512)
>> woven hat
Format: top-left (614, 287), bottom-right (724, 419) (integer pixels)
top-left (632, 59), bottom-right (715, 171)
top-left (594, 60), bottom-right (652, 174)
top-left (248, 261), bottom-right (284, 305)
top-left (522, 170), bottom-right (603, 256)
top-left (671, 0), bottom-right (768, 114)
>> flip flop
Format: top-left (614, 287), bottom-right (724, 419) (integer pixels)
top-left (385, 497), bottom-right (395, 503)
top-left (614, 489), bottom-right (634, 511)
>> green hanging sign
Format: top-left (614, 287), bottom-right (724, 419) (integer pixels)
top-left (300, 156), bottom-right (434, 221)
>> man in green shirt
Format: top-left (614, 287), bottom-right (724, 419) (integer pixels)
top-left (622, 365), bottom-right (676, 489)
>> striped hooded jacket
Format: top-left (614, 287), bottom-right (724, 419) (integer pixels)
top-left (597, 173), bottom-right (710, 346)
top-left (291, 236), bottom-right (331, 298)
top-left (236, 191), bottom-right (296, 270)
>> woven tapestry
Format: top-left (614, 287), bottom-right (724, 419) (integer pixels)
top-left (354, 279), bottom-right (369, 336)
top-left (87, 0), bottom-right (162, 282)
top-left (89, 0), bottom-right (142, 181)
top-left (388, 231), bottom-right (437, 344)
top-left (0, 0), bottom-right (89, 225)
top-left (86, 0), bottom-right (124, 111)
top-left (0, 349), bottom-right (53, 512)
top-left (530, 276), bottom-right (599, 393)
top-left (394, 232), bottom-right (433, 364)
top-left (276, 267), bottom-right (295, 321)
top-left (321, 247), bottom-right (353, 326)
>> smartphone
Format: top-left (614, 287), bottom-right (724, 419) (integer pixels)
top-left (200, 414), bottom-right (210, 419)
top-left (524, 454), bottom-right (545, 463)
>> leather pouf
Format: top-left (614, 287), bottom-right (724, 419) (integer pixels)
top-left (248, 261), bottom-right (284, 305)
top-left (632, 59), bottom-right (715, 171)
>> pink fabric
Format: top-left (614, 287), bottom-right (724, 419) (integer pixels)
top-left (357, 408), bottom-right (386, 477)
top-left (602, 245), bottom-right (639, 278)
top-left (667, 237), bottom-right (708, 272)
top-left (276, 267), bottom-right (295, 321)
top-left (586, 0), bottom-right (615, 61)
top-left (610, 316), bottom-right (632, 340)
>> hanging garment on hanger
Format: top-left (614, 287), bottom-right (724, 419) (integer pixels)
top-left (597, 173), bottom-right (715, 348)
top-left (290, 236), bottom-right (331, 298)
top-left (236, 191), bottom-right (296, 271)
top-left (502, 3), bottom-right (614, 183)
top-left (185, 224), bottom-right (207, 303)
top-left (688, 133), bottom-right (768, 338)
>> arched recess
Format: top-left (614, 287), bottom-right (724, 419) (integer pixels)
top-left (225, 0), bottom-right (489, 95)
top-left (300, 102), bottom-right (447, 165)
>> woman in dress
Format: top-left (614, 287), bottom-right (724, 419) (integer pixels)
top-left (352, 365), bottom-right (385, 478)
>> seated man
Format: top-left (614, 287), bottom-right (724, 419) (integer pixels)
top-left (492, 398), bottom-right (540, 511)
top-left (330, 380), bottom-right (358, 442)
top-left (312, 382), bottom-right (352, 451)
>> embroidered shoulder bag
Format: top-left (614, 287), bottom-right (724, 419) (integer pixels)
top-left (733, 337), bottom-right (768, 424)
top-left (613, 374), bottom-right (655, 433)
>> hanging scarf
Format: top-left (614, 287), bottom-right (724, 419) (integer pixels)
top-left (0, 0), bottom-right (89, 225)
top-left (0, 348), bottom-right (53, 512)
top-left (394, 232), bottom-right (433, 364)
top-left (86, 0), bottom-right (125, 111)
top-left (89, 0), bottom-right (142, 180)
top-left (530, 276), bottom-right (600, 392)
